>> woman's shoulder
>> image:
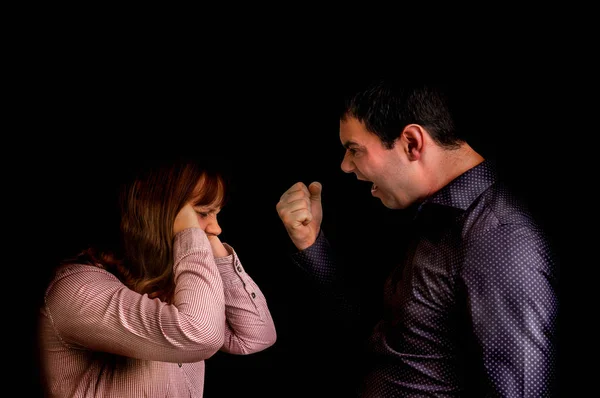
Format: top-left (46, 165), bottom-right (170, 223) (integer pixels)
top-left (55, 261), bottom-right (110, 274)
top-left (45, 262), bottom-right (120, 295)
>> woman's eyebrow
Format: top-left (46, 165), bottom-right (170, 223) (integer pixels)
top-left (194, 204), bottom-right (221, 212)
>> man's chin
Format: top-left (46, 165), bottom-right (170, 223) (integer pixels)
top-left (377, 196), bottom-right (394, 209)
top-left (377, 196), bottom-right (405, 210)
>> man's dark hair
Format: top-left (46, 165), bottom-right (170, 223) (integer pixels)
top-left (340, 79), bottom-right (468, 150)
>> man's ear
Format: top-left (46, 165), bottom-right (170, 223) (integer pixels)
top-left (402, 124), bottom-right (425, 161)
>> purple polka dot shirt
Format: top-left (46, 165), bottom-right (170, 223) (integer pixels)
top-left (291, 160), bottom-right (559, 397)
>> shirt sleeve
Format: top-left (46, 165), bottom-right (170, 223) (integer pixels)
top-left (461, 223), bottom-right (559, 397)
top-left (214, 243), bottom-right (277, 354)
top-left (290, 230), bottom-right (338, 285)
top-left (289, 230), bottom-right (362, 325)
top-left (43, 227), bottom-right (226, 364)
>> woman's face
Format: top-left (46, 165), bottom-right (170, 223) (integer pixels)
top-left (191, 173), bottom-right (225, 237)
top-left (193, 204), bottom-right (222, 236)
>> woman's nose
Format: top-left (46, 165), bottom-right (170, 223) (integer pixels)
top-left (205, 218), bottom-right (222, 236)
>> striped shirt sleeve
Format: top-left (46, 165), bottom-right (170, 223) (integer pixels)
top-left (215, 243), bottom-right (277, 354)
top-left (44, 227), bottom-right (226, 364)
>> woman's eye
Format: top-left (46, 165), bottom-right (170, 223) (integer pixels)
top-left (196, 212), bottom-right (208, 218)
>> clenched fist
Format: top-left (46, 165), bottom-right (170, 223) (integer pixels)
top-left (276, 181), bottom-right (322, 251)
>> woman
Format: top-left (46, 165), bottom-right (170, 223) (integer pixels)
top-left (38, 155), bottom-right (277, 397)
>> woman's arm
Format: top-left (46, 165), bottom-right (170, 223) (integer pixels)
top-left (43, 228), bottom-right (226, 364)
top-left (209, 237), bottom-right (277, 355)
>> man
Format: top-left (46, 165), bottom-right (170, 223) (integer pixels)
top-left (276, 80), bottom-right (559, 397)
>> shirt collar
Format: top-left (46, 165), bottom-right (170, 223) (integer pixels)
top-left (419, 159), bottom-right (497, 212)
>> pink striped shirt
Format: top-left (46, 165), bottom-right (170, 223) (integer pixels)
top-left (39, 228), bottom-right (277, 397)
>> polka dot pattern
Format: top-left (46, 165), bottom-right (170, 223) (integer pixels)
top-left (292, 160), bottom-right (559, 397)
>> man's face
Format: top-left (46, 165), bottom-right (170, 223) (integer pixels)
top-left (339, 116), bottom-right (416, 209)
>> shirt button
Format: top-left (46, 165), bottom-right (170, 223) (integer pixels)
top-left (251, 292), bottom-right (256, 298)
top-left (237, 266), bottom-right (242, 272)
top-left (178, 363), bottom-right (182, 368)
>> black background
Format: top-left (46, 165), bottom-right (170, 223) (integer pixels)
top-left (18, 35), bottom-right (593, 396)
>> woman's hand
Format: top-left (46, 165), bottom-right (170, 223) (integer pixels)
top-left (173, 203), bottom-right (201, 234)
top-left (207, 234), bottom-right (229, 258)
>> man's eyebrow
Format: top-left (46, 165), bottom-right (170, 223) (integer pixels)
top-left (343, 140), bottom-right (361, 149)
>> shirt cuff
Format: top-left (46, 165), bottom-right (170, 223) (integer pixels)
top-left (290, 230), bottom-right (338, 285)
top-left (213, 243), bottom-right (245, 285)
top-left (173, 228), bottom-right (211, 265)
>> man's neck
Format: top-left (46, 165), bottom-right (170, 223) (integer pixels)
top-left (433, 143), bottom-right (485, 192)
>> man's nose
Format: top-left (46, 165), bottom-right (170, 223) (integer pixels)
top-left (340, 152), bottom-right (354, 173)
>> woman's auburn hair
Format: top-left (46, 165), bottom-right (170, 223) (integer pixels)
top-left (64, 156), bottom-right (228, 304)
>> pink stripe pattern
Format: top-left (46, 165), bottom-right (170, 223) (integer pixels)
top-left (39, 228), bottom-right (277, 397)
